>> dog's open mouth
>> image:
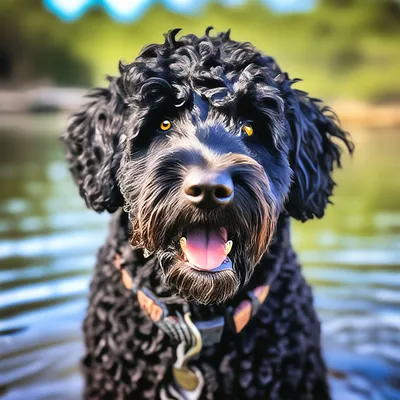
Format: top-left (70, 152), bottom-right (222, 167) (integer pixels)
top-left (179, 226), bottom-right (233, 273)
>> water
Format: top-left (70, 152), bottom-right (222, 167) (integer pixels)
top-left (0, 115), bottom-right (399, 400)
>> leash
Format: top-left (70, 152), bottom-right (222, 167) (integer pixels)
top-left (114, 253), bottom-right (271, 396)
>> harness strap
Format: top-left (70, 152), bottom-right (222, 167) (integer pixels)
top-left (113, 253), bottom-right (270, 395)
top-left (114, 254), bottom-right (270, 338)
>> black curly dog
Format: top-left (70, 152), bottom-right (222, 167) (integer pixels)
top-left (63, 28), bottom-right (353, 400)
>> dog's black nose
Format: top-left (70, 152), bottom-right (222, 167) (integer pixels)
top-left (183, 169), bottom-right (234, 209)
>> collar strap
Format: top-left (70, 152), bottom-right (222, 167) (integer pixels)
top-left (114, 254), bottom-right (270, 344)
top-left (114, 254), bottom-right (270, 394)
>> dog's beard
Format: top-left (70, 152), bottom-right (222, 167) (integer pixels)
top-left (163, 260), bottom-right (239, 305)
top-left (119, 150), bottom-right (278, 304)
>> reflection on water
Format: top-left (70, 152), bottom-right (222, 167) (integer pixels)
top-left (0, 117), bottom-right (399, 400)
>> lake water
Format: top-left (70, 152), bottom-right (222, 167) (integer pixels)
top-left (0, 115), bottom-right (399, 400)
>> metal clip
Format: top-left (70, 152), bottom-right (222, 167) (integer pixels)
top-left (172, 312), bottom-right (203, 392)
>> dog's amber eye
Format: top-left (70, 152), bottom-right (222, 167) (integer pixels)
top-left (242, 124), bottom-right (254, 136)
top-left (160, 120), bottom-right (172, 131)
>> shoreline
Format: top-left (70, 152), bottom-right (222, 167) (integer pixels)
top-left (332, 101), bottom-right (400, 129)
top-left (0, 88), bottom-right (399, 129)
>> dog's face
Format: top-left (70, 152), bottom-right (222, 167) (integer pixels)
top-left (117, 71), bottom-right (288, 304)
top-left (63, 29), bottom-right (352, 305)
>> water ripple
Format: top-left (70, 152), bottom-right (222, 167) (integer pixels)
top-left (0, 230), bottom-right (107, 258)
top-left (0, 126), bottom-right (399, 399)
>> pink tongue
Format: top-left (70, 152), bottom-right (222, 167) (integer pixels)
top-left (185, 227), bottom-right (227, 271)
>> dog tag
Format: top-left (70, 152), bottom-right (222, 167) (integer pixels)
top-left (172, 312), bottom-right (203, 393)
top-left (172, 366), bottom-right (200, 392)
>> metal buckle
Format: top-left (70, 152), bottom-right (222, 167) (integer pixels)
top-left (195, 317), bottom-right (225, 347)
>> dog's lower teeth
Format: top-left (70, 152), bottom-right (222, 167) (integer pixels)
top-left (143, 248), bottom-right (153, 258)
top-left (180, 237), bottom-right (187, 253)
top-left (225, 240), bottom-right (233, 255)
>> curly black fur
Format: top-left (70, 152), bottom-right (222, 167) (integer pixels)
top-left (62, 28), bottom-right (353, 400)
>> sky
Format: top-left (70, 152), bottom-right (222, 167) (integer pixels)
top-left (44, 0), bottom-right (317, 22)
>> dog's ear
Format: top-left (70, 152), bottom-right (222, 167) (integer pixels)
top-left (284, 85), bottom-right (353, 221)
top-left (62, 77), bottom-right (125, 213)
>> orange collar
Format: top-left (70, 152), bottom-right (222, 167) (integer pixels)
top-left (114, 253), bottom-right (270, 340)
top-left (114, 253), bottom-right (271, 393)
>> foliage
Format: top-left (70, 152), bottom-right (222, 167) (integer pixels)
top-left (0, 0), bottom-right (399, 101)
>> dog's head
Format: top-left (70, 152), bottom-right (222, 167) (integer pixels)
top-left (63, 29), bottom-right (353, 305)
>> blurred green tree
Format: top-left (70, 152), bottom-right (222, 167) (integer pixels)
top-left (0, 0), bottom-right (399, 101)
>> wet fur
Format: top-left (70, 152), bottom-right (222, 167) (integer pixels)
top-left (62, 28), bottom-right (353, 399)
